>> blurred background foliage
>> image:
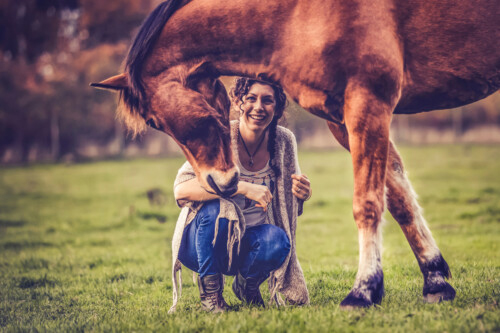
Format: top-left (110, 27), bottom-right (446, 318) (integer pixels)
top-left (0, 0), bottom-right (499, 164)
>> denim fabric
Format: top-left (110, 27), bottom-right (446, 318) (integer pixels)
top-left (178, 200), bottom-right (291, 279)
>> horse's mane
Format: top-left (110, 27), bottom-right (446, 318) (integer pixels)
top-left (122, 0), bottom-right (185, 120)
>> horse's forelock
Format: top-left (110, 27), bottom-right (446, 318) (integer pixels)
top-left (118, 89), bottom-right (147, 138)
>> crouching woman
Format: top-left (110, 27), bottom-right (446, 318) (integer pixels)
top-left (168, 77), bottom-right (311, 313)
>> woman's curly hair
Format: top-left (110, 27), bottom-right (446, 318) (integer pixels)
top-left (230, 74), bottom-right (288, 177)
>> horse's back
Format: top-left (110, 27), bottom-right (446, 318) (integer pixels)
top-left (283, 0), bottom-right (499, 114)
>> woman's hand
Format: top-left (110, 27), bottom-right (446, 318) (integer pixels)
top-left (291, 174), bottom-right (311, 201)
top-left (237, 182), bottom-right (272, 211)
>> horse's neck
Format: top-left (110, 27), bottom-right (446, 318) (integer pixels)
top-left (146, 0), bottom-right (292, 79)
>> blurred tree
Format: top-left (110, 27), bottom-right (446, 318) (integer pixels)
top-left (80, 0), bottom-right (160, 48)
top-left (0, 0), bottom-right (159, 162)
top-left (0, 0), bottom-right (78, 62)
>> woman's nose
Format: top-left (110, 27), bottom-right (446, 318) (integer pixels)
top-left (254, 99), bottom-right (264, 111)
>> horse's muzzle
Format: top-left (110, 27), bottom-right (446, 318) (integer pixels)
top-left (207, 172), bottom-right (239, 198)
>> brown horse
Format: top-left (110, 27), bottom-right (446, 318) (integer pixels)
top-left (91, 0), bottom-right (499, 308)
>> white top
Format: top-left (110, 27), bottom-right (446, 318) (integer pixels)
top-left (233, 160), bottom-right (276, 227)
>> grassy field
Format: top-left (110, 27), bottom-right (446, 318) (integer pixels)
top-left (0, 145), bottom-right (499, 332)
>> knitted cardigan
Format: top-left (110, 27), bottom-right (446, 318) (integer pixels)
top-left (168, 121), bottom-right (309, 313)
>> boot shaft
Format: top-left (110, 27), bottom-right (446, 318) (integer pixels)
top-left (232, 272), bottom-right (265, 307)
top-left (198, 274), bottom-right (223, 295)
top-left (198, 274), bottom-right (229, 313)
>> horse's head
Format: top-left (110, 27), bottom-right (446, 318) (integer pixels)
top-left (91, 62), bottom-right (239, 197)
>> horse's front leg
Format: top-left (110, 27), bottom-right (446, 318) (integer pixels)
top-left (340, 82), bottom-right (394, 308)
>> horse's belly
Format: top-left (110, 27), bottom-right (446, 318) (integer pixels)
top-left (395, 70), bottom-right (500, 114)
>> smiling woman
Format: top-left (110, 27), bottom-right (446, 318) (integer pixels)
top-left (169, 77), bottom-right (312, 313)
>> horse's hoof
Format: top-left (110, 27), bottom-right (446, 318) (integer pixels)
top-left (340, 292), bottom-right (373, 310)
top-left (423, 282), bottom-right (456, 303)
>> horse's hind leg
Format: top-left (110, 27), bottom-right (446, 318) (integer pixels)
top-left (386, 143), bottom-right (455, 302)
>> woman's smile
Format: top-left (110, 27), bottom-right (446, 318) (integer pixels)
top-left (248, 113), bottom-right (267, 121)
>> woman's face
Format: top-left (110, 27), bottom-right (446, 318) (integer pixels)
top-left (239, 83), bottom-right (276, 132)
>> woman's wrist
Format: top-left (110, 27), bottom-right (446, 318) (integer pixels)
top-left (233, 181), bottom-right (248, 197)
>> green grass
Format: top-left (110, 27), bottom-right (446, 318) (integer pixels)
top-left (0, 146), bottom-right (499, 332)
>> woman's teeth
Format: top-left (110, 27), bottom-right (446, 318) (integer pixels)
top-left (249, 115), bottom-right (266, 120)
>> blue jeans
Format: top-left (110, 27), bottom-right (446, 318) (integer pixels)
top-left (178, 200), bottom-right (291, 279)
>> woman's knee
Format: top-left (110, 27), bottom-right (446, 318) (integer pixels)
top-left (196, 200), bottom-right (220, 225)
top-left (194, 200), bottom-right (229, 251)
top-left (258, 225), bottom-right (291, 259)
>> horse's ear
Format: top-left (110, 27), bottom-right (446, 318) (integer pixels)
top-left (185, 62), bottom-right (220, 89)
top-left (90, 73), bottom-right (128, 91)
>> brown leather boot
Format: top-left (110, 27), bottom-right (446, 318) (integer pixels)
top-left (197, 273), bottom-right (230, 313)
top-left (232, 272), bottom-right (265, 307)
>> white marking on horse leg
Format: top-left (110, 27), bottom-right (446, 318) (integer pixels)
top-left (386, 145), bottom-right (455, 301)
top-left (386, 144), bottom-right (442, 265)
top-left (402, 178), bottom-right (441, 262)
top-left (351, 220), bottom-right (384, 303)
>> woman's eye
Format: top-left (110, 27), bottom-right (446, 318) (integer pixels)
top-left (246, 97), bottom-right (256, 102)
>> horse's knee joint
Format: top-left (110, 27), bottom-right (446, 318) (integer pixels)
top-left (353, 200), bottom-right (383, 227)
top-left (387, 201), bottom-right (414, 225)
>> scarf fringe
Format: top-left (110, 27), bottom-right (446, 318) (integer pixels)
top-left (168, 263), bottom-right (182, 314)
top-left (268, 274), bottom-right (285, 307)
top-left (178, 269), bottom-right (183, 298)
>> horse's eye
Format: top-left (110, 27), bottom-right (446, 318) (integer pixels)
top-left (146, 119), bottom-right (158, 129)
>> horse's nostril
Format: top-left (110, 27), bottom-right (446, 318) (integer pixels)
top-left (226, 173), bottom-right (239, 189)
top-left (207, 175), bottom-right (222, 196)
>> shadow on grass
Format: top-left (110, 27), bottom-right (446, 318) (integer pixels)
top-left (17, 274), bottom-right (57, 289)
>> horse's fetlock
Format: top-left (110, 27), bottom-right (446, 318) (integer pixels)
top-left (421, 254), bottom-right (452, 280)
top-left (343, 270), bottom-right (385, 308)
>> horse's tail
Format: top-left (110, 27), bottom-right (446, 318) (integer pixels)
top-left (123, 0), bottom-right (185, 116)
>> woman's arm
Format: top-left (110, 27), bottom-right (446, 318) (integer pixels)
top-left (174, 178), bottom-right (219, 202)
top-left (174, 178), bottom-right (272, 211)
